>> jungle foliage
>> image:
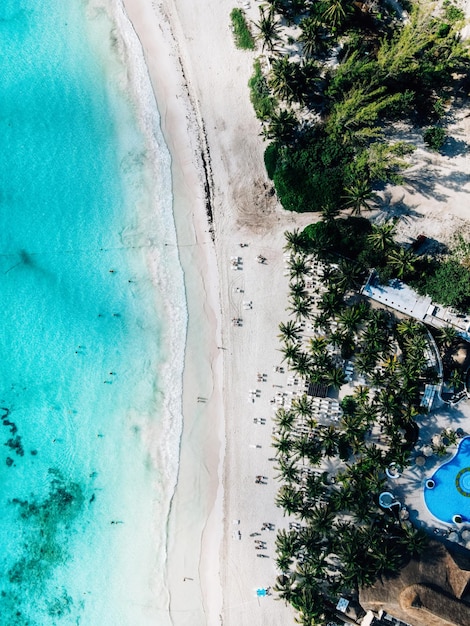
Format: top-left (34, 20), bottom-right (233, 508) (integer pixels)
top-left (303, 214), bottom-right (470, 312)
top-left (252, 0), bottom-right (468, 212)
top-left (274, 233), bottom-right (439, 623)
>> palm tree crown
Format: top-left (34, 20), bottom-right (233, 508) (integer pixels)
top-left (254, 5), bottom-right (282, 53)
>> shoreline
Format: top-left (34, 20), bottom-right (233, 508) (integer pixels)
top-left (119, 0), bottom-right (313, 624)
top-left (120, 0), bottom-right (225, 622)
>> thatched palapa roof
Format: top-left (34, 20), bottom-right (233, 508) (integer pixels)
top-left (359, 541), bottom-right (470, 626)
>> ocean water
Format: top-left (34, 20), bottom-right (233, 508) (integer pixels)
top-left (0, 1), bottom-right (186, 624)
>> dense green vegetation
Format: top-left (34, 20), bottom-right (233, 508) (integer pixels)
top-left (274, 234), bottom-right (438, 624)
top-left (304, 214), bottom-right (470, 312)
top-left (230, 8), bottom-right (255, 50)
top-left (423, 125), bottom-right (447, 151)
top-left (249, 59), bottom-right (277, 119)
top-left (251, 0), bottom-right (468, 212)
top-left (245, 1), bottom-right (470, 623)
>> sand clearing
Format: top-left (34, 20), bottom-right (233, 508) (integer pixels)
top-left (121, 0), bottom-right (470, 624)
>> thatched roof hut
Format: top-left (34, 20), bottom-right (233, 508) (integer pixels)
top-left (359, 541), bottom-right (470, 626)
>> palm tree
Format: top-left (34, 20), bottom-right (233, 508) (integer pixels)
top-left (273, 573), bottom-right (298, 601)
top-left (313, 311), bottom-right (331, 333)
top-left (320, 0), bottom-right (354, 31)
top-left (284, 229), bottom-right (307, 254)
top-left (291, 394), bottom-right (313, 420)
top-left (298, 17), bottom-right (328, 58)
top-left (294, 435), bottom-right (322, 467)
top-left (396, 318), bottom-right (423, 338)
top-left (363, 443), bottom-right (384, 466)
top-left (342, 179), bottom-right (378, 215)
top-left (273, 407), bottom-right (296, 431)
top-left (320, 425), bottom-right (338, 457)
top-left (398, 525), bottom-right (429, 557)
top-left (308, 336), bottom-right (328, 356)
top-left (329, 484), bottom-right (352, 512)
top-left (375, 388), bottom-right (401, 419)
top-left (333, 259), bottom-right (364, 291)
top-left (372, 541), bottom-right (402, 576)
top-left (311, 351), bottom-right (333, 371)
top-left (288, 296), bottom-right (312, 321)
top-left (320, 201), bottom-right (340, 225)
top-left (272, 433), bottom-right (295, 456)
top-left (275, 528), bottom-right (299, 560)
top-left (388, 247), bottom-right (416, 279)
top-left (289, 280), bottom-right (308, 299)
top-left (308, 503), bottom-right (335, 536)
top-left (280, 341), bottom-right (302, 364)
top-left (449, 368), bottom-right (463, 392)
top-left (386, 446), bottom-right (410, 469)
top-left (317, 290), bottom-right (344, 317)
top-left (438, 325), bottom-right (458, 348)
top-left (353, 385), bottom-right (370, 405)
top-left (299, 57), bottom-right (321, 98)
top-left (324, 366), bottom-right (347, 390)
top-left (269, 55), bottom-right (305, 104)
top-left (275, 484), bottom-right (304, 515)
top-left (254, 5), bottom-right (282, 53)
top-left (287, 255), bottom-right (311, 280)
top-left (338, 305), bottom-right (363, 333)
top-left (291, 351), bottom-right (314, 378)
top-left (275, 458), bottom-right (301, 483)
top-left (278, 320), bottom-right (302, 343)
top-left (367, 220), bottom-right (397, 252)
top-left (355, 351), bottom-right (378, 377)
top-left (264, 109), bottom-right (299, 143)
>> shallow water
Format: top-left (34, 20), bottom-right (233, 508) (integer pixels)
top-left (0, 1), bottom-right (185, 624)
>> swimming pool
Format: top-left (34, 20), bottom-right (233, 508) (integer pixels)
top-left (424, 437), bottom-right (470, 524)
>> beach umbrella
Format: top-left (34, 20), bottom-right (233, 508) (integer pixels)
top-left (461, 529), bottom-right (470, 542)
top-left (423, 445), bottom-right (433, 457)
top-left (415, 456), bottom-right (426, 467)
top-left (448, 531), bottom-right (459, 542)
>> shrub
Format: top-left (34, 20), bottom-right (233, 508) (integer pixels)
top-left (248, 59), bottom-right (276, 119)
top-left (264, 143), bottom-right (280, 179)
top-left (230, 8), bottom-right (255, 50)
top-left (442, 1), bottom-right (465, 23)
top-left (416, 260), bottom-right (470, 310)
top-left (423, 126), bottom-right (446, 151)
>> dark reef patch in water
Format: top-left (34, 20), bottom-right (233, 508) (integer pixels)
top-left (2, 407), bottom-right (25, 457)
top-left (1, 469), bottom-right (86, 623)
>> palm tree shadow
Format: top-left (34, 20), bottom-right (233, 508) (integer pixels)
top-left (374, 191), bottom-right (423, 223)
top-left (431, 168), bottom-right (470, 194)
top-left (401, 170), bottom-right (450, 203)
top-left (441, 136), bottom-right (469, 158)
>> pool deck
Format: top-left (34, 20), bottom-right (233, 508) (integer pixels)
top-left (385, 396), bottom-right (470, 550)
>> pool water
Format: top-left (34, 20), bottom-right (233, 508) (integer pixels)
top-left (424, 436), bottom-right (470, 523)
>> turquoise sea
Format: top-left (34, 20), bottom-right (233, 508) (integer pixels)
top-left (0, 1), bottom-right (186, 624)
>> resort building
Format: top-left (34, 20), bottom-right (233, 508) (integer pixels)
top-left (361, 273), bottom-right (470, 340)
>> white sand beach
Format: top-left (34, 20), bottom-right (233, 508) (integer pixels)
top-left (119, 0), bottom-right (470, 624)
top-left (120, 0), bottom-right (311, 623)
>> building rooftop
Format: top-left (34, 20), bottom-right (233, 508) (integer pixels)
top-left (361, 274), bottom-right (470, 340)
top-left (359, 541), bottom-right (470, 626)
